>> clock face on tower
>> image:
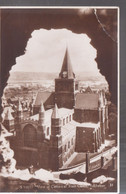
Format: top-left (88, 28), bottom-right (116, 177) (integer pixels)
top-left (62, 71), bottom-right (68, 78)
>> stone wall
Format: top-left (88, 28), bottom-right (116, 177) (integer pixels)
top-left (75, 127), bottom-right (95, 153)
top-left (74, 109), bottom-right (99, 123)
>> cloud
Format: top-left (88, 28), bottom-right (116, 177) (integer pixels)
top-left (11, 28), bottom-right (99, 74)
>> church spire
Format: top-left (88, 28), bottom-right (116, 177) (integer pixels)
top-left (59, 48), bottom-right (75, 79)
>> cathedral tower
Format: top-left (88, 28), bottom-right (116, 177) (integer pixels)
top-left (38, 102), bottom-right (46, 139)
top-left (50, 104), bottom-right (62, 171)
top-left (55, 48), bottom-right (77, 109)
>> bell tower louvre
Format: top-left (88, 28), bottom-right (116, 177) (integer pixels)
top-left (55, 48), bottom-right (77, 109)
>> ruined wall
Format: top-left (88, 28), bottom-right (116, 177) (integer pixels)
top-left (0, 8), bottom-right (118, 119)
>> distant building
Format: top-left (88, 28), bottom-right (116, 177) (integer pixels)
top-left (2, 48), bottom-right (109, 171)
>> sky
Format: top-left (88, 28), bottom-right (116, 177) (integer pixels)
top-left (11, 28), bottom-right (100, 74)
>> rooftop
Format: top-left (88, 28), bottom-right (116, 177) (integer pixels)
top-left (34, 91), bottom-right (55, 106)
top-left (75, 93), bottom-right (99, 110)
top-left (61, 120), bottom-right (78, 138)
top-left (30, 108), bottom-right (74, 125)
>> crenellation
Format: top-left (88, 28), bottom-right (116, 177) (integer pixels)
top-left (21, 118), bottom-right (38, 125)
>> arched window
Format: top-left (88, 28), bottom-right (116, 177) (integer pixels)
top-left (47, 127), bottom-right (49, 136)
top-left (66, 117), bottom-right (68, 123)
top-left (69, 115), bottom-right (72, 121)
top-left (68, 141), bottom-right (70, 148)
top-left (63, 118), bottom-right (65, 125)
top-left (71, 138), bottom-right (73, 145)
top-left (23, 124), bottom-right (37, 148)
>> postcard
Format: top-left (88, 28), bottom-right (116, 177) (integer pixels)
top-left (0, 7), bottom-right (119, 193)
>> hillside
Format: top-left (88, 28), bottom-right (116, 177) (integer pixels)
top-left (8, 71), bottom-right (107, 83)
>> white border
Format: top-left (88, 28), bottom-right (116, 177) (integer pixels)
top-left (0, 6), bottom-right (119, 9)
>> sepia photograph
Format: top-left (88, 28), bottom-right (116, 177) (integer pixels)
top-left (0, 7), bottom-right (118, 192)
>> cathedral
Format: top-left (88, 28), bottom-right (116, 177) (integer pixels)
top-left (2, 48), bottom-right (109, 171)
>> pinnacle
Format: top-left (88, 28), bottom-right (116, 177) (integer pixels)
top-left (51, 104), bottom-right (60, 119)
top-left (39, 101), bottom-right (45, 112)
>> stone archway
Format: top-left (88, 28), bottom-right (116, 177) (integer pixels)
top-left (0, 8), bottom-right (118, 117)
top-left (23, 124), bottom-right (37, 148)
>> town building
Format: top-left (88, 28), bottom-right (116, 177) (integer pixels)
top-left (2, 48), bottom-right (109, 171)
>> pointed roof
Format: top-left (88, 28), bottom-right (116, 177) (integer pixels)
top-left (17, 99), bottom-right (22, 111)
top-left (4, 107), bottom-right (14, 120)
top-left (51, 104), bottom-right (60, 119)
top-left (39, 101), bottom-right (45, 113)
top-left (59, 48), bottom-right (75, 79)
top-left (85, 86), bottom-right (92, 93)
